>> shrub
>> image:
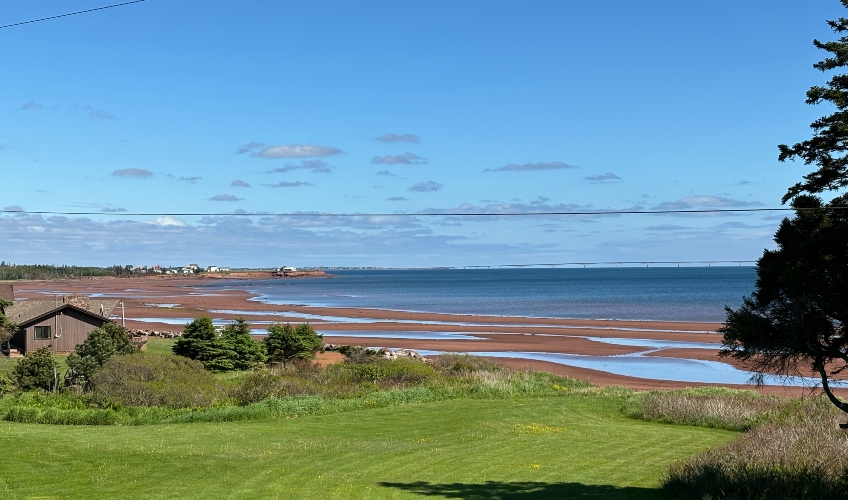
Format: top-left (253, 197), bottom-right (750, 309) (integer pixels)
top-left (66, 323), bottom-right (138, 386)
top-left (622, 388), bottom-right (786, 431)
top-left (622, 387), bottom-right (842, 432)
top-left (329, 358), bottom-right (435, 387)
top-left (337, 345), bottom-right (383, 364)
top-left (231, 368), bottom-right (321, 405)
top-left (264, 323), bottom-right (323, 366)
top-left (90, 353), bottom-right (224, 408)
top-left (431, 353), bottom-right (501, 375)
top-left (10, 347), bottom-right (60, 391)
top-left (172, 316), bottom-right (230, 371)
top-left (219, 318), bottom-right (266, 370)
top-left (663, 412), bottom-right (848, 499)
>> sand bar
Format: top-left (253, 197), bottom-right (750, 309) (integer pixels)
top-left (8, 277), bottom-right (845, 394)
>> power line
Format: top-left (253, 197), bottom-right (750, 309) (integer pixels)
top-left (0, 206), bottom-right (845, 217)
top-left (0, 1), bottom-right (146, 30)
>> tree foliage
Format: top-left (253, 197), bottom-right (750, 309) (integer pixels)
top-left (0, 298), bottom-right (17, 345)
top-left (173, 316), bottom-right (265, 371)
top-left (0, 262), bottom-right (132, 280)
top-left (721, 197), bottom-right (848, 414)
top-left (719, 0), bottom-right (848, 418)
top-left (90, 353), bottom-right (223, 408)
top-left (264, 323), bottom-right (323, 366)
top-left (172, 316), bottom-right (218, 362)
top-left (66, 323), bottom-right (138, 386)
top-left (723, 4), bottom-right (848, 418)
top-left (10, 347), bottom-right (60, 391)
top-left (779, 0), bottom-right (848, 202)
top-left (219, 318), bottom-right (266, 370)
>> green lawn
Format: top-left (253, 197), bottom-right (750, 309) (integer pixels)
top-left (144, 337), bottom-right (176, 356)
top-left (0, 395), bottom-right (735, 499)
top-left (0, 355), bottom-right (15, 378)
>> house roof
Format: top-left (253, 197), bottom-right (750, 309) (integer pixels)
top-left (4, 298), bottom-right (120, 326)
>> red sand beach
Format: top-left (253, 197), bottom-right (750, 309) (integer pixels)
top-left (7, 276), bottom-right (843, 397)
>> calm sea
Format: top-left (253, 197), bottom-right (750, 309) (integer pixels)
top-left (199, 267), bottom-right (757, 322)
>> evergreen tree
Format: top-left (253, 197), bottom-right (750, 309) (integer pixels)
top-left (220, 318), bottom-right (266, 370)
top-left (264, 323), bottom-right (323, 366)
top-left (173, 316), bottom-right (225, 370)
top-left (778, 0), bottom-right (848, 201)
top-left (11, 347), bottom-right (60, 391)
top-left (66, 323), bottom-right (138, 386)
top-left (722, 3), bottom-right (848, 418)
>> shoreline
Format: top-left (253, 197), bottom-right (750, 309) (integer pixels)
top-left (6, 277), bottom-right (844, 395)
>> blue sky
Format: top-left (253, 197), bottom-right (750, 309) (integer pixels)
top-left (0, 0), bottom-right (842, 268)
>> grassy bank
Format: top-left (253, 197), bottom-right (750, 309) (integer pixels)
top-left (0, 395), bottom-right (734, 499)
top-left (624, 387), bottom-right (848, 499)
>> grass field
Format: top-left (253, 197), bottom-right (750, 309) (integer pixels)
top-left (0, 394), bottom-right (735, 499)
top-left (144, 337), bottom-right (176, 356)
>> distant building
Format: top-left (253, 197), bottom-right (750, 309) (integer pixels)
top-left (3, 287), bottom-right (120, 355)
top-left (187, 263), bottom-right (200, 270)
top-left (281, 266), bottom-right (297, 273)
top-left (207, 266), bottom-right (219, 273)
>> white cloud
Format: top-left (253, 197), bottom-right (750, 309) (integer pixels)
top-left (264, 181), bottom-right (313, 188)
top-left (253, 144), bottom-right (343, 159)
top-left (267, 159), bottom-right (333, 174)
top-left (484, 161), bottom-right (576, 173)
top-left (585, 172), bottom-right (622, 182)
top-left (87, 108), bottom-right (115, 120)
top-left (209, 194), bottom-right (242, 202)
top-left (653, 195), bottom-right (765, 211)
top-left (408, 181), bottom-right (443, 192)
top-left (372, 153), bottom-right (428, 165)
top-left (230, 180), bottom-right (251, 188)
top-left (144, 216), bottom-right (187, 227)
top-left (373, 133), bottom-right (420, 143)
top-left (111, 168), bottom-right (153, 179)
top-left (235, 142), bottom-right (265, 154)
top-left (19, 101), bottom-right (42, 111)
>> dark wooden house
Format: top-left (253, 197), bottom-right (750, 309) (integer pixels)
top-left (4, 290), bottom-right (120, 355)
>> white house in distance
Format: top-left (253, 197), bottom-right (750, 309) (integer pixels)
top-left (207, 266), bottom-right (219, 272)
top-left (281, 266), bottom-right (297, 273)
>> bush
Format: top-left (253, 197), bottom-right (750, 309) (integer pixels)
top-left (90, 353), bottom-right (224, 408)
top-left (431, 353), bottom-right (501, 375)
top-left (66, 323), bottom-right (138, 386)
top-left (230, 368), bottom-right (323, 405)
top-left (329, 358), bottom-right (435, 386)
top-left (663, 411), bottom-right (848, 499)
top-left (265, 323), bottom-right (323, 366)
top-left (219, 318), bottom-right (266, 370)
top-left (10, 347), bottom-right (60, 391)
top-left (336, 345), bottom-right (383, 364)
top-left (622, 387), bottom-right (787, 432)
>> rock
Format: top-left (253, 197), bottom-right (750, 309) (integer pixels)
top-left (383, 348), bottom-right (424, 361)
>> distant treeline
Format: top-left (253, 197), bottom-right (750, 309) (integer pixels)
top-left (0, 262), bottom-right (133, 280)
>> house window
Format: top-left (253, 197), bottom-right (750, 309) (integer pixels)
top-left (34, 326), bottom-right (51, 340)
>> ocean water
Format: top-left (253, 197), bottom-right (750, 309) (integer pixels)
top-left (199, 267), bottom-right (757, 322)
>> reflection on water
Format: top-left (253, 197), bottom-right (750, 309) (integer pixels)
top-left (317, 330), bottom-right (483, 341)
top-left (580, 336), bottom-right (720, 350)
top-left (413, 350), bottom-right (820, 386)
top-left (208, 308), bottom-right (713, 333)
